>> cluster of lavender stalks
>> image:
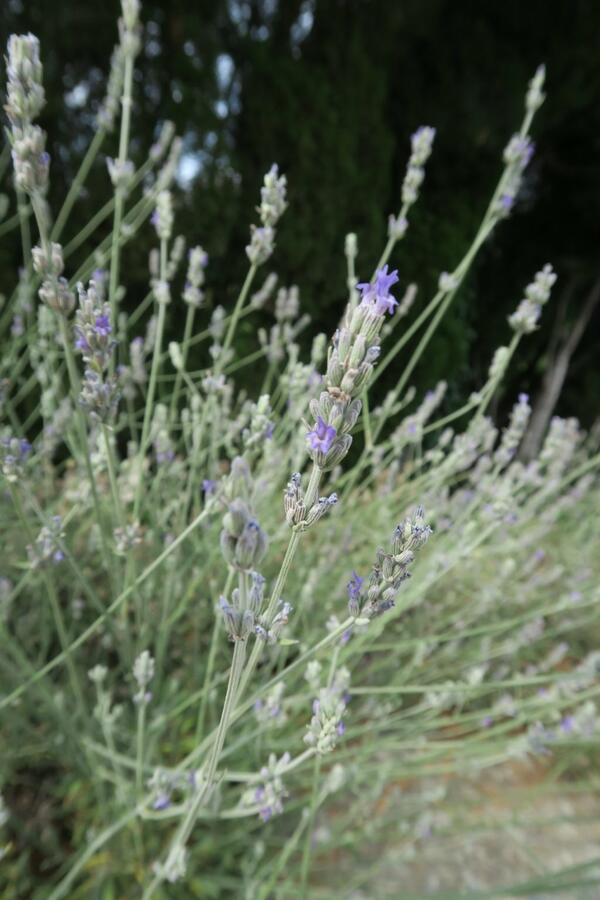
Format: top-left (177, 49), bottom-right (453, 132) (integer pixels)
top-left (1, 5), bottom-right (599, 898)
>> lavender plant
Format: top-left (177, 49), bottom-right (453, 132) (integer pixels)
top-left (1, 12), bottom-right (599, 900)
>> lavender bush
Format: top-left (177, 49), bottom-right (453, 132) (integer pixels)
top-left (1, 5), bottom-right (599, 897)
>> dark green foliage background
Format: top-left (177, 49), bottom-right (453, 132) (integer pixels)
top-left (1, 0), bottom-right (598, 423)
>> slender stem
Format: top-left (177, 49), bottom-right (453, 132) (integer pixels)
top-left (57, 316), bottom-right (115, 580)
top-left (100, 714), bottom-right (126, 800)
top-left (52, 127), bottom-right (106, 241)
top-left (257, 806), bottom-right (312, 899)
top-left (169, 303), bottom-right (196, 424)
top-left (299, 754), bottom-right (322, 898)
top-left (101, 423), bottom-right (126, 528)
top-left (143, 640), bottom-right (247, 899)
top-left (299, 635), bottom-right (341, 895)
top-left (63, 156), bottom-right (154, 260)
top-left (196, 569), bottom-right (235, 741)
top-left (215, 264), bottom-right (257, 373)
top-left (133, 239), bottom-right (169, 522)
top-left (108, 51), bottom-right (135, 333)
top-left (136, 700), bottom-right (147, 796)
top-left (16, 187), bottom-right (32, 270)
top-left (361, 390), bottom-right (373, 451)
top-left (180, 618), bottom-right (354, 774)
top-left (372, 201), bottom-right (410, 274)
top-left (474, 331), bottom-right (521, 423)
top-left (183, 640), bottom-right (246, 818)
top-left (234, 464), bottom-right (322, 695)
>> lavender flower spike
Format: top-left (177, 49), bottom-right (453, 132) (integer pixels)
top-left (347, 570), bottom-right (364, 617)
top-left (307, 417), bottom-right (337, 454)
top-left (357, 265), bottom-right (400, 316)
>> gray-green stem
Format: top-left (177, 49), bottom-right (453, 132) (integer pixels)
top-left (143, 639), bottom-right (247, 899)
top-left (215, 264), bottom-right (257, 374)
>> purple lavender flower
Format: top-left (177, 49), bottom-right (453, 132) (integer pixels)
top-left (307, 417), bottom-right (337, 454)
top-left (94, 314), bottom-right (112, 337)
top-left (522, 139), bottom-right (535, 165)
top-left (74, 333), bottom-right (91, 353)
top-left (255, 783), bottom-right (267, 803)
top-left (203, 479), bottom-right (217, 495)
top-left (560, 715), bottom-right (575, 734)
top-left (347, 571), bottom-right (364, 602)
top-left (1, 434), bottom-right (32, 482)
top-left (152, 793), bottom-right (171, 811)
top-left (504, 135), bottom-right (534, 167)
top-left (155, 448), bottom-right (176, 465)
top-left (357, 265), bottom-right (400, 316)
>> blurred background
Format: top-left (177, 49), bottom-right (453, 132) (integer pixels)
top-left (1, 0), bottom-right (599, 434)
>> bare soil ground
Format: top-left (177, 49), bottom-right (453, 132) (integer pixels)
top-left (326, 761), bottom-right (600, 899)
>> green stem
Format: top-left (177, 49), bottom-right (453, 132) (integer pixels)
top-left (195, 569), bottom-right (235, 741)
top-left (108, 50), bottom-right (135, 333)
top-left (143, 640), bottom-right (247, 899)
top-left (63, 156), bottom-right (154, 260)
top-left (133, 239), bottom-right (169, 523)
top-left (180, 618), bottom-right (354, 774)
top-left (52, 127), bottom-right (106, 241)
top-left (372, 201), bottom-right (410, 274)
top-left (215, 264), bottom-right (257, 373)
top-left (136, 699), bottom-right (147, 796)
top-left (16, 187), bottom-right (32, 271)
top-left (474, 331), bottom-right (521, 423)
top-left (361, 390), bottom-right (373, 451)
top-left (169, 303), bottom-right (196, 424)
top-left (101, 423), bottom-right (126, 528)
top-left (299, 755), bottom-right (322, 898)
